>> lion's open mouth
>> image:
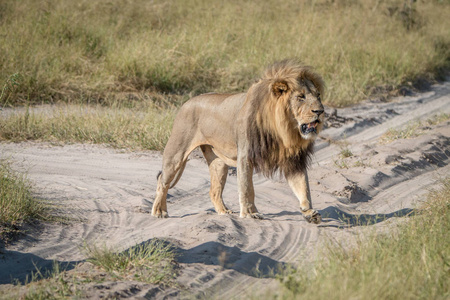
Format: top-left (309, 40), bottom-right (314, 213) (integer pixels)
top-left (300, 120), bottom-right (320, 135)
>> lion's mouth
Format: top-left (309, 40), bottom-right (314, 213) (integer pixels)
top-left (300, 120), bottom-right (320, 135)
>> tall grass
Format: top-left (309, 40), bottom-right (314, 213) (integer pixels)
top-left (0, 104), bottom-right (176, 151)
top-left (0, 160), bottom-right (47, 241)
top-left (273, 177), bottom-right (450, 299)
top-left (1, 0), bottom-right (449, 107)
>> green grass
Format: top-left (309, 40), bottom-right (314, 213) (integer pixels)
top-left (83, 239), bottom-right (177, 284)
top-left (0, 160), bottom-right (48, 241)
top-left (1, 240), bottom-right (177, 299)
top-left (1, 0), bottom-right (449, 107)
top-left (333, 146), bottom-right (353, 169)
top-left (272, 177), bottom-right (450, 300)
top-left (339, 147), bottom-right (353, 158)
top-left (0, 104), bottom-right (176, 151)
top-left (11, 263), bottom-right (82, 300)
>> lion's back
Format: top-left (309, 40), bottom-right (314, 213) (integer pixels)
top-left (176, 92), bottom-right (246, 127)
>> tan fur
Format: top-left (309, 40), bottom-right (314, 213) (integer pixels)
top-left (152, 59), bottom-right (324, 223)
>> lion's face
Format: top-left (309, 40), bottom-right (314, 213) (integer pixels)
top-left (289, 81), bottom-right (324, 140)
top-left (272, 78), bottom-right (324, 141)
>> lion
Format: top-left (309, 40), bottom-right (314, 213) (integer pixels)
top-left (152, 59), bottom-right (324, 224)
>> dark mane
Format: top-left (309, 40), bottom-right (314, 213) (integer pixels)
top-left (246, 59), bottom-right (321, 178)
top-left (248, 127), bottom-right (314, 177)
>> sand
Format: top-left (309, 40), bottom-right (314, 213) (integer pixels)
top-left (0, 79), bottom-right (449, 299)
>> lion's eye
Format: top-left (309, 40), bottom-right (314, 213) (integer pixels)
top-left (297, 94), bottom-right (305, 101)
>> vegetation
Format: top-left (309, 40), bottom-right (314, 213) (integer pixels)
top-left (0, 0), bottom-right (449, 108)
top-left (380, 113), bottom-right (449, 143)
top-left (0, 104), bottom-right (175, 151)
top-left (1, 0), bottom-right (449, 149)
top-left (1, 240), bottom-right (177, 299)
top-left (339, 147), bottom-right (353, 158)
top-left (83, 239), bottom-right (177, 284)
top-left (273, 177), bottom-right (450, 300)
top-left (1, 2), bottom-right (448, 297)
top-left (4, 263), bottom-right (83, 300)
top-left (0, 160), bottom-right (47, 241)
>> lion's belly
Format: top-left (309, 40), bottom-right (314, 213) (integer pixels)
top-left (186, 92), bottom-right (244, 167)
top-left (209, 144), bottom-right (238, 167)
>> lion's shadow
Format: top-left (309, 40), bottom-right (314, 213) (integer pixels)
top-left (319, 206), bottom-right (414, 227)
top-left (0, 239), bottom-right (285, 285)
top-left (265, 206), bottom-right (414, 228)
top-left (0, 247), bottom-right (79, 284)
top-left (163, 240), bottom-right (286, 278)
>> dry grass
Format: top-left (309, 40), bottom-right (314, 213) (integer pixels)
top-left (273, 177), bottom-right (450, 300)
top-left (0, 104), bottom-right (176, 151)
top-left (380, 113), bottom-right (450, 143)
top-left (0, 160), bottom-right (48, 241)
top-left (1, 0), bottom-right (449, 107)
top-left (1, 0), bottom-right (449, 149)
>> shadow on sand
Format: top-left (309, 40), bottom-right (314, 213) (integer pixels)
top-left (174, 241), bottom-right (287, 278)
top-left (0, 206), bottom-right (413, 285)
top-left (0, 238), bottom-right (285, 286)
top-left (0, 247), bottom-right (79, 284)
top-left (264, 206), bottom-right (414, 228)
top-left (318, 206), bottom-right (414, 227)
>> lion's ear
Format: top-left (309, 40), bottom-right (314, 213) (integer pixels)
top-left (272, 81), bottom-right (289, 97)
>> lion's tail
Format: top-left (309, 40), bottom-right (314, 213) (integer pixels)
top-left (169, 160), bottom-right (187, 189)
top-left (157, 160), bottom-right (187, 190)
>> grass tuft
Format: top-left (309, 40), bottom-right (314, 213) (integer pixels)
top-left (15, 262), bottom-right (81, 300)
top-left (0, 160), bottom-right (47, 241)
top-left (339, 147), bottom-right (353, 158)
top-left (0, 73), bottom-right (22, 106)
top-left (83, 239), bottom-right (177, 284)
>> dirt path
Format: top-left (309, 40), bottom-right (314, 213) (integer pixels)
top-left (1, 80), bottom-right (449, 298)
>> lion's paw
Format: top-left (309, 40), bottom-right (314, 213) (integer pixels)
top-left (250, 212), bottom-right (264, 219)
top-left (240, 212), bottom-right (264, 219)
top-left (303, 209), bottom-right (322, 224)
top-left (218, 209), bottom-right (233, 215)
top-left (152, 210), bottom-right (169, 218)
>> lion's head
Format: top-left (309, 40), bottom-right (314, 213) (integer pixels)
top-left (246, 59), bottom-right (325, 177)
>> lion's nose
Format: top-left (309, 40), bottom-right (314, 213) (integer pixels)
top-left (312, 109), bottom-right (324, 116)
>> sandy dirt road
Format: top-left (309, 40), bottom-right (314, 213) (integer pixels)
top-left (1, 80), bottom-right (449, 298)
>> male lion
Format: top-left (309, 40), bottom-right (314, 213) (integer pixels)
top-left (152, 59), bottom-right (324, 224)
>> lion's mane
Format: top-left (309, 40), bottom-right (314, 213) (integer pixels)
top-left (245, 59), bottom-right (325, 178)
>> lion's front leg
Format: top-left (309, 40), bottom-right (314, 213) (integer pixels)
top-left (237, 156), bottom-right (263, 219)
top-left (287, 171), bottom-right (321, 224)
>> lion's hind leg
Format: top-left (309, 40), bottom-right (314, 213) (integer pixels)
top-left (152, 171), bottom-right (170, 218)
top-left (152, 150), bottom-right (189, 218)
top-left (200, 145), bottom-right (232, 215)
